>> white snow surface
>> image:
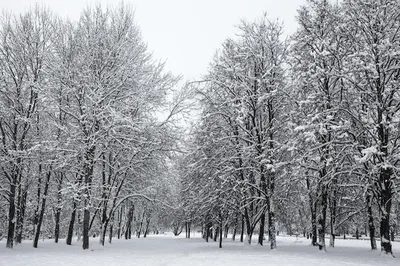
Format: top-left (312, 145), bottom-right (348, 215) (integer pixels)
top-left (0, 234), bottom-right (399, 266)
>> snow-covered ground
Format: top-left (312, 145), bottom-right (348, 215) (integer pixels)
top-left (0, 234), bottom-right (399, 266)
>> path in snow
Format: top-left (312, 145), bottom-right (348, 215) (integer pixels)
top-left (0, 234), bottom-right (399, 266)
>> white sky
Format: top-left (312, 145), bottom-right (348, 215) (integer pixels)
top-left (1, 0), bottom-right (307, 80)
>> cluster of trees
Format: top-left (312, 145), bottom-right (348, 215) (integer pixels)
top-left (0, 5), bottom-right (186, 250)
top-left (1, 0), bottom-right (400, 256)
top-left (180, 0), bottom-right (400, 255)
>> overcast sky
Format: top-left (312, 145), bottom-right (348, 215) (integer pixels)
top-left (1, 0), bottom-right (307, 80)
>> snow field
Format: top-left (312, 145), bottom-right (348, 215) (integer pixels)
top-left (0, 235), bottom-right (399, 266)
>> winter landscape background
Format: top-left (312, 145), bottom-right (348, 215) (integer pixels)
top-left (0, 0), bottom-right (400, 265)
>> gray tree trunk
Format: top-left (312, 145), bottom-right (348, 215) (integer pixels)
top-left (33, 171), bottom-right (51, 248)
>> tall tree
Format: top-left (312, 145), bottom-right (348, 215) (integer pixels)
top-left (0, 6), bottom-right (55, 248)
top-left (342, 0), bottom-right (400, 255)
top-left (291, 0), bottom-right (348, 250)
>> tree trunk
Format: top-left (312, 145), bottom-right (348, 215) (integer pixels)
top-left (100, 218), bottom-right (109, 246)
top-left (143, 216), bottom-right (151, 238)
top-left (307, 176), bottom-right (318, 246)
top-left (258, 212), bottom-right (265, 245)
top-left (224, 224), bottom-right (228, 238)
top-left (219, 222), bottom-right (223, 248)
top-left (54, 173), bottom-right (63, 243)
top-left (33, 171), bottom-right (51, 248)
top-left (311, 204), bottom-right (317, 246)
top-left (245, 212), bottom-right (254, 245)
top-left (240, 214), bottom-right (244, 243)
top-left (82, 208), bottom-right (90, 249)
top-left (213, 227), bottom-right (218, 242)
top-left (99, 153), bottom-right (109, 246)
top-left (77, 209), bottom-right (82, 242)
top-left (329, 188), bottom-right (337, 248)
top-left (6, 178), bottom-right (17, 249)
top-left (137, 209), bottom-right (146, 238)
top-left (82, 146), bottom-right (95, 250)
top-left (66, 200), bottom-right (77, 245)
top-left (269, 197), bottom-right (276, 250)
top-left (268, 170), bottom-right (277, 250)
top-left (205, 223), bottom-right (209, 242)
top-left (117, 207), bottom-right (123, 239)
top-left (125, 205), bottom-right (134, 240)
top-left (232, 226), bottom-right (237, 241)
top-left (66, 174), bottom-right (82, 245)
top-left (232, 214), bottom-right (238, 241)
top-left (246, 232), bottom-right (252, 245)
top-left (32, 164), bottom-right (43, 238)
top-left (15, 185), bottom-right (28, 244)
top-left (318, 187), bottom-right (328, 251)
top-left (329, 230), bottom-right (336, 248)
top-left (379, 167), bottom-right (393, 254)
top-left (109, 221), bottom-right (113, 244)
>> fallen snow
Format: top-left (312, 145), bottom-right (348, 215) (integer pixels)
top-left (0, 234), bottom-right (399, 266)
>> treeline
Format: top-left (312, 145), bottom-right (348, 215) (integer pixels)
top-left (0, 5), bottom-right (185, 249)
top-left (179, 0), bottom-right (400, 254)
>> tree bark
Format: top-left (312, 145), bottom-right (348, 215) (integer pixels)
top-left (6, 177), bottom-right (17, 249)
top-left (318, 186), bottom-right (328, 251)
top-left (82, 146), bottom-right (95, 250)
top-left (124, 205), bottom-right (134, 239)
top-left (268, 170), bottom-right (276, 250)
top-left (117, 207), bottom-right (123, 239)
top-left (213, 226), bottom-right (218, 242)
top-left (54, 173), bottom-right (63, 243)
top-left (15, 184), bottom-right (28, 244)
top-left (240, 214), bottom-right (244, 242)
top-left (66, 174), bottom-right (82, 245)
top-left (267, 193), bottom-right (277, 249)
top-left (33, 171), bottom-right (51, 248)
top-left (205, 223), bottom-right (209, 242)
top-left (66, 200), bottom-right (77, 245)
top-left (232, 214), bottom-right (238, 241)
top-left (143, 215), bottom-right (151, 238)
top-left (307, 176), bottom-right (318, 246)
top-left (379, 167), bottom-right (393, 254)
top-left (219, 221), bottom-right (223, 248)
top-left (99, 152), bottom-right (109, 246)
top-left (100, 218), bottom-right (109, 246)
top-left (137, 209), bottom-right (146, 238)
top-left (329, 186), bottom-right (337, 248)
top-left (258, 212), bottom-right (265, 245)
top-left (82, 208), bottom-right (90, 249)
top-left (109, 221), bottom-right (113, 244)
top-left (224, 224), bottom-right (228, 238)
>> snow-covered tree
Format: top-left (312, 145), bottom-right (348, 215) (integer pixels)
top-left (341, 0), bottom-right (400, 255)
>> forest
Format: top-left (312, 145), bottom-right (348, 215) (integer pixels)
top-left (0, 0), bottom-right (399, 257)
